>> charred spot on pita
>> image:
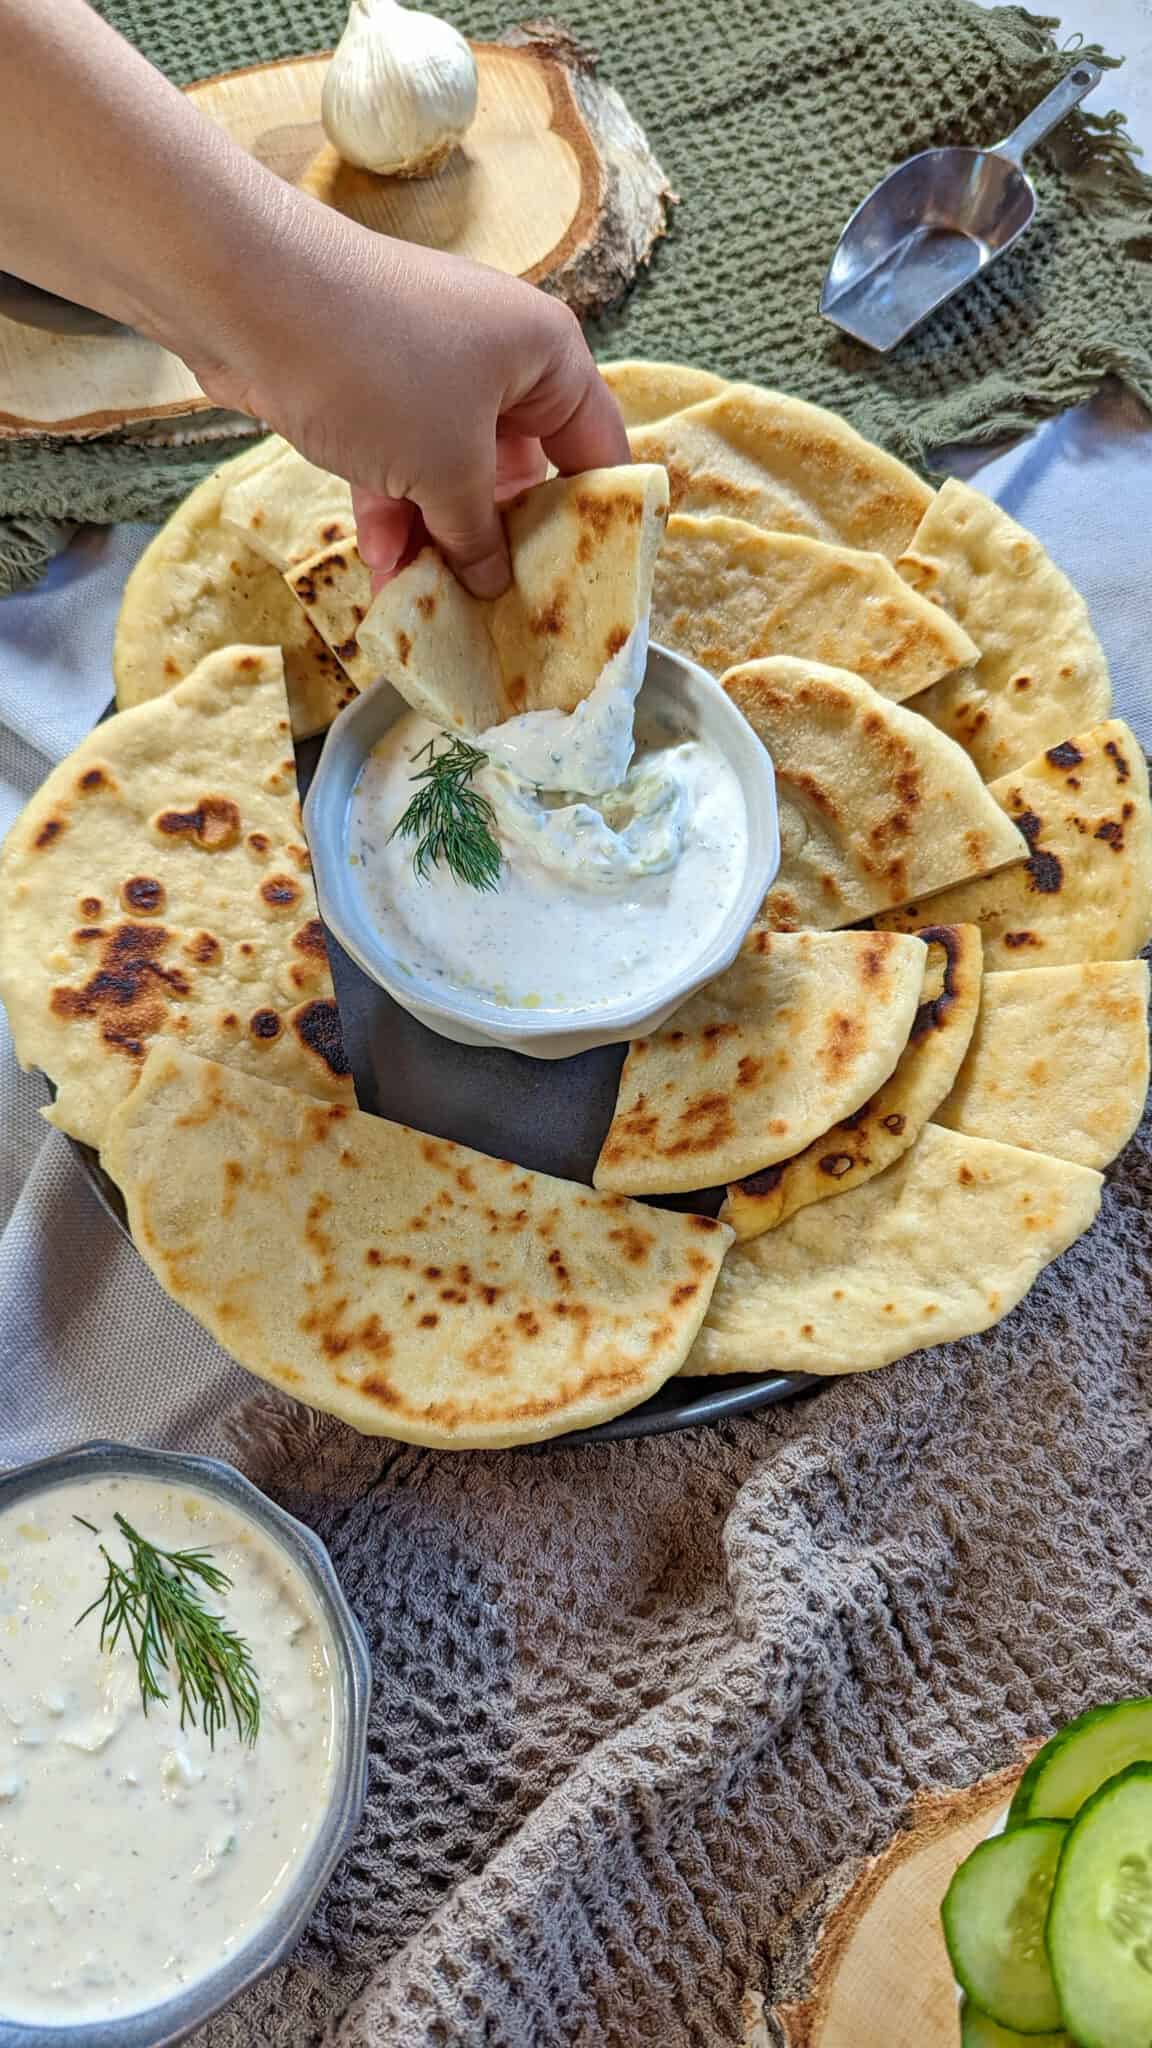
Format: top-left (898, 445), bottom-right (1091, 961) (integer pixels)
top-left (260, 874), bottom-right (301, 910)
top-left (121, 876), bottom-right (165, 915)
top-left (1025, 849), bottom-right (1063, 894)
top-left (292, 918), bottom-right (328, 957)
top-left (293, 997), bottom-right (351, 1077)
top-left (154, 796), bottom-right (241, 850)
top-left (49, 923), bottom-right (189, 1056)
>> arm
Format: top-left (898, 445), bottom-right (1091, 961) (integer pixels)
top-left (0, 0), bottom-right (628, 592)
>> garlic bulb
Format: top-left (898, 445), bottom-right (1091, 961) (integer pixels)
top-left (322, 0), bottom-right (478, 179)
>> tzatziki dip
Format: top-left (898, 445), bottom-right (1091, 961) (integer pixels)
top-left (350, 634), bottom-right (750, 1014)
top-left (0, 1473), bottom-right (337, 2026)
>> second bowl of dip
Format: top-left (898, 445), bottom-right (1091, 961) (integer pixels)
top-left (0, 1441), bottom-right (370, 2048)
top-left (304, 644), bottom-right (780, 1059)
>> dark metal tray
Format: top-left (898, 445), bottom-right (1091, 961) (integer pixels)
top-left (69, 718), bottom-right (827, 1441)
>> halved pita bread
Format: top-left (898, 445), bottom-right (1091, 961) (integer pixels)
top-left (723, 923), bottom-right (983, 1238)
top-left (0, 646), bottom-right (353, 1150)
top-left (629, 384), bottom-right (933, 557)
top-left (114, 444), bottom-right (354, 741)
top-left (685, 1123), bottom-right (1102, 1376)
top-left (102, 1046), bottom-right (732, 1449)
top-left (935, 959), bottom-right (1150, 1169)
top-left (220, 440), bottom-right (356, 572)
top-left (652, 514), bottom-right (977, 702)
top-left (593, 929), bottom-right (927, 1196)
top-left (599, 360), bottom-right (728, 427)
top-left (722, 659), bottom-right (1026, 932)
top-left (896, 479), bottom-right (1112, 779)
top-left (877, 720), bottom-right (1152, 968)
top-left (288, 465), bottom-right (670, 733)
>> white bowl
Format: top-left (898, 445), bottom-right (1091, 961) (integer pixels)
top-left (0, 1441), bottom-right (370, 2048)
top-left (303, 643), bottom-right (780, 1059)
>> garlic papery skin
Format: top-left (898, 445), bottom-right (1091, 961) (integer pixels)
top-left (322, 0), bottom-right (479, 179)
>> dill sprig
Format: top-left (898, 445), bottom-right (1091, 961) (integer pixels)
top-left (391, 733), bottom-right (503, 892)
top-left (75, 1514), bottom-right (260, 1749)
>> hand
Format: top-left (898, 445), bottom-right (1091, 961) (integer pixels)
top-left (0, 1), bottom-right (627, 599)
top-left (190, 216), bottom-right (629, 597)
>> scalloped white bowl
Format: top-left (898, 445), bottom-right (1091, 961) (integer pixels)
top-left (303, 643), bottom-right (780, 1060)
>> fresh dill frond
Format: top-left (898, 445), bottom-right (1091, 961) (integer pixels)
top-left (391, 733), bottom-right (503, 892)
top-left (75, 1513), bottom-right (260, 1748)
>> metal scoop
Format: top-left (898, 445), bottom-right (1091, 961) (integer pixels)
top-left (820, 59), bottom-right (1102, 352)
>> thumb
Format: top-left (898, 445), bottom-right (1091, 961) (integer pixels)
top-left (414, 453), bottom-right (510, 600)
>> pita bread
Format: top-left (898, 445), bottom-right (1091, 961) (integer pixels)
top-left (628, 384), bottom-right (933, 557)
top-left (0, 646), bottom-right (353, 1150)
top-left (220, 440), bottom-right (356, 572)
top-left (652, 514), bottom-right (978, 703)
top-left (114, 444), bottom-right (354, 741)
top-left (896, 479), bottom-right (1112, 779)
top-left (723, 923), bottom-right (983, 1238)
top-left (722, 659), bottom-right (1026, 932)
top-left (593, 929), bottom-right (927, 1195)
top-left (935, 959), bottom-right (1150, 1169)
top-left (685, 1123), bottom-right (1102, 1376)
top-left (599, 360), bottom-right (728, 427)
top-left (102, 1046), bottom-right (732, 1448)
top-left (876, 720), bottom-right (1152, 968)
top-left (289, 465), bottom-right (670, 733)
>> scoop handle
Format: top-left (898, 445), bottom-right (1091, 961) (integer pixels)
top-left (994, 59), bottom-right (1103, 169)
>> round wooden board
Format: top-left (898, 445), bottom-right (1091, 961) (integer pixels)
top-left (196, 46), bottom-right (594, 282)
top-left (775, 1763), bottom-right (1029, 2048)
top-left (0, 33), bottom-right (670, 438)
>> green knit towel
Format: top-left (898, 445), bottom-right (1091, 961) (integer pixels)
top-left (2, 0), bottom-right (1149, 592)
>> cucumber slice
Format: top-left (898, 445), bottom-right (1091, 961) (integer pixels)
top-left (1011, 1701), bottom-right (1152, 1825)
top-left (960, 2004), bottom-right (1072, 2046)
top-left (1047, 1762), bottom-right (1152, 2048)
top-left (942, 1821), bottom-right (1066, 2033)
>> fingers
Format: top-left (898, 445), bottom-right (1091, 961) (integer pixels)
top-left (351, 489), bottom-right (421, 596)
top-left (494, 429), bottom-right (548, 502)
top-left (414, 454), bottom-right (511, 599)
top-left (540, 362), bottom-right (630, 476)
top-left (500, 316), bottom-right (630, 476)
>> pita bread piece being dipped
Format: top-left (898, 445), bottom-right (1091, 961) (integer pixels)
top-left (102, 1045), bottom-right (733, 1449)
top-left (287, 464), bottom-right (670, 729)
top-left (0, 645), bottom-right (353, 1150)
top-left (312, 464), bottom-right (766, 1021)
top-left (593, 929), bottom-right (928, 1196)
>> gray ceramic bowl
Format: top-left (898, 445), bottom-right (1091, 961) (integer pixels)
top-left (303, 643), bottom-right (780, 1059)
top-left (0, 1442), bottom-right (371, 2048)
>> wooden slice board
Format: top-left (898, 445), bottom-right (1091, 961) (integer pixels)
top-left (0, 28), bottom-right (671, 439)
top-left (774, 1763), bottom-right (1029, 2048)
